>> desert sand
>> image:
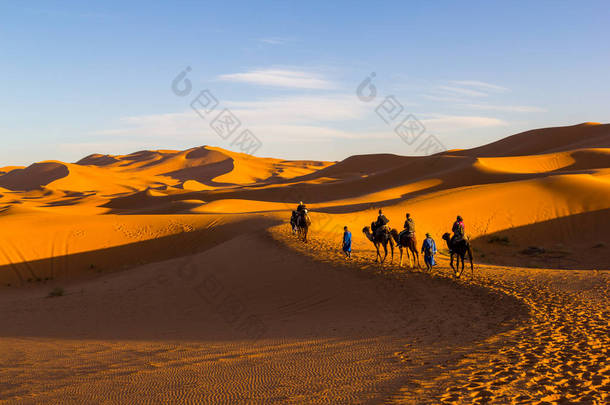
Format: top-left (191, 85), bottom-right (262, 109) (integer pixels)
top-left (0, 123), bottom-right (609, 404)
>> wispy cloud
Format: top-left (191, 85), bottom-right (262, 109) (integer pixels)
top-left (450, 80), bottom-right (509, 92)
top-left (258, 37), bottom-right (288, 45)
top-left (430, 80), bottom-right (509, 100)
top-left (420, 115), bottom-right (507, 131)
top-left (435, 85), bottom-right (488, 98)
top-left (461, 103), bottom-right (547, 113)
top-left (218, 69), bottom-right (334, 89)
top-left (421, 94), bottom-right (468, 103)
top-left (225, 95), bottom-right (366, 122)
top-left (89, 94), bottom-right (373, 143)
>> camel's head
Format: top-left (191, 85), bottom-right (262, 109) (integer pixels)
top-left (442, 232), bottom-right (451, 241)
top-left (362, 226), bottom-right (370, 234)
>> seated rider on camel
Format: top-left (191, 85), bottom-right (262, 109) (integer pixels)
top-left (295, 201), bottom-right (310, 226)
top-left (399, 213), bottom-right (416, 241)
top-left (373, 209), bottom-right (390, 237)
top-left (450, 215), bottom-right (465, 249)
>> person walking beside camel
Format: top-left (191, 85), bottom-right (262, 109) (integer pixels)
top-left (342, 226), bottom-right (352, 258)
top-left (421, 232), bottom-right (437, 271)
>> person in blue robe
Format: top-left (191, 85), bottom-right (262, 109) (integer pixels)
top-left (342, 226), bottom-right (352, 258)
top-left (421, 232), bottom-right (437, 270)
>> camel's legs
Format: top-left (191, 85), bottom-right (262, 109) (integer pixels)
top-left (412, 249), bottom-right (421, 269)
top-left (398, 248), bottom-right (403, 267)
top-left (456, 255), bottom-right (464, 278)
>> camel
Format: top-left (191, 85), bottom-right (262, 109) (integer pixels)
top-left (362, 225), bottom-right (394, 264)
top-left (295, 210), bottom-right (311, 242)
top-left (390, 229), bottom-right (421, 269)
top-left (442, 233), bottom-right (474, 278)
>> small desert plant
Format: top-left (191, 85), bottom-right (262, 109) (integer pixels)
top-left (48, 287), bottom-right (65, 297)
top-left (520, 246), bottom-right (545, 255)
top-left (488, 235), bottom-right (509, 245)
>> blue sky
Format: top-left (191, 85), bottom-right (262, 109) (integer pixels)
top-left (1, 1), bottom-right (609, 165)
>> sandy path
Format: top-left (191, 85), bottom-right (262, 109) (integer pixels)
top-left (0, 223), bottom-right (521, 404)
top-left (276, 225), bottom-right (610, 404)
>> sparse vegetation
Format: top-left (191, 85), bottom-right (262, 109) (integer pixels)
top-left (520, 246), bottom-right (546, 256)
top-left (48, 287), bottom-right (65, 297)
top-left (488, 235), bottom-right (510, 245)
top-left (593, 242), bottom-right (605, 248)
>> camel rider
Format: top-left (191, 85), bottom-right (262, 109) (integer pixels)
top-left (297, 201), bottom-right (307, 213)
top-left (451, 215), bottom-right (465, 244)
top-left (399, 213), bottom-right (415, 240)
top-left (374, 209), bottom-right (390, 236)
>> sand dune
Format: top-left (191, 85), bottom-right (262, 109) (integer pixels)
top-left (455, 122), bottom-right (610, 157)
top-left (0, 123), bottom-right (609, 403)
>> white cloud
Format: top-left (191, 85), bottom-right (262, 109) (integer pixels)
top-left (88, 94), bottom-right (377, 143)
top-left (420, 115), bottom-right (507, 131)
top-left (450, 80), bottom-right (508, 92)
top-left (422, 94), bottom-right (468, 103)
top-left (258, 37), bottom-right (287, 45)
top-left (461, 103), bottom-right (547, 113)
top-left (225, 95), bottom-right (366, 123)
top-left (435, 85), bottom-right (488, 97)
top-left (429, 80), bottom-right (509, 100)
top-left (86, 94), bottom-right (507, 153)
top-left (218, 69), bottom-right (334, 89)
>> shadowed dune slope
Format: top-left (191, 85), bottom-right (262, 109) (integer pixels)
top-left (0, 162), bottom-right (69, 191)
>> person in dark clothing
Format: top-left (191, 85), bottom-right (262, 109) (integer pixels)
top-left (375, 209), bottom-right (389, 228)
top-left (373, 209), bottom-right (390, 238)
top-left (450, 215), bottom-right (465, 247)
top-left (296, 201), bottom-right (306, 212)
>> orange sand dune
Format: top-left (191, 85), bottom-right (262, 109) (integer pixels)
top-left (0, 123), bottom-right (609, 403)
top-left (455, 122), bottom-right (610, 157)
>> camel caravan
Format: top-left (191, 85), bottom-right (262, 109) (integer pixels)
top-left (290, 203), bottom-right (473, 278)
